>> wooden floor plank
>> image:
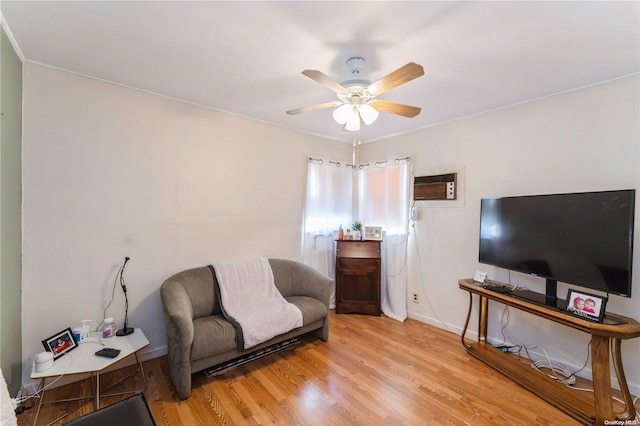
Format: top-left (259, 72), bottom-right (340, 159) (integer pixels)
top-left (18, 311), bottom-right (634, 425)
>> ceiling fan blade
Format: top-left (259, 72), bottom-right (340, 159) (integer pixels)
top-left (372, 100), bottom-right (421, 118)
top-left (286, 101), bottom-right (342, 115)
top-left (302, 70), bottom-right (348, 94)
top-left (367, 62), bottom-right (424, 96)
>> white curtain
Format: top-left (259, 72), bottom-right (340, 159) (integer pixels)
top-left (357, 159), bottom-right (411, 321)
top-left (302, 158), bottom-right (353, 308)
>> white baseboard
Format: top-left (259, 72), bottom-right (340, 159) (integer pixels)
top-left (407, 310), bottom-right (469, 339)
top-left (141, 345), bottom-right (167, 361)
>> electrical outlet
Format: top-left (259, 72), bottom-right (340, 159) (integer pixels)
top-left (412, 293), bottom-right (418, 303)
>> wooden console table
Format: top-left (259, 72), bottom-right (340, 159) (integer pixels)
top-left (459, 279), bottom-right (640, 426)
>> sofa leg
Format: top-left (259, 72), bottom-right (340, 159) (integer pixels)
top-left (169, 360), bottom-right (192, 400)
top-left (312, 321), bottom-right (329, 342)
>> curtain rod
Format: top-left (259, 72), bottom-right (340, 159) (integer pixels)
top-left (359, 157), bottom-right (410, 169)
top-left (309, 156), bottom-right (409, 168)
top-left (308, 157), bottom-right (344, 167)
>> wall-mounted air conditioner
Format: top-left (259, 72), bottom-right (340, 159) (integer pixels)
top-left (414, 173), bottom-right (457, 200)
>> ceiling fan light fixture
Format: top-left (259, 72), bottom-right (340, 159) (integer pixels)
top-left (288, 59), bottom-right (424, 132)
top-left (333, 104), bottom-right (352, 124)
top-left (358, 104), bottom-right (379, 125)
top-left (345, 109), bottom-right (361, 132)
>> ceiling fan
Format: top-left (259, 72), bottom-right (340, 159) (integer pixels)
top-left (286, 57), bottom-right (424, 132)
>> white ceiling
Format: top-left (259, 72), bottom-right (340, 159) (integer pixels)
top-left (2, 1), bottom-right (639, 143)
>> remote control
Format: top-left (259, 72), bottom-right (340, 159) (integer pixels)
top-left (95, 348), bottom-right (121, 358)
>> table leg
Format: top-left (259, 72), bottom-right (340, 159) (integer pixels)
top-left (94, 371), bottom-right (100, 410)
top-left (461, 293), bottom-right (489, 346)
top-left (134, 351), bottom-right (147, 392)
top-left (478, 295), bottom-right (488, 343)
top-left (611, 338), bottom-right (636, 420)
top-left (461, 292), bottom-right (474, 348)
top-left (591, 335), bottom-right (613, 424)
top-left (32, 378), bottom-right (45, 426)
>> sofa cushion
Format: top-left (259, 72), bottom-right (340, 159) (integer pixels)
top-left (286, 296), bottom-right (327, 325)
top-left (191, 296), bottom-right (327, 362)
top-left (191, 315), bottom-right (237, 361)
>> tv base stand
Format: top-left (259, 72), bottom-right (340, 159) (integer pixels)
top-left (459, 279), bottom-right (640, 426)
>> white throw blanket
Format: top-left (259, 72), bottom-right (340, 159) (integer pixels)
top-left (1, 367), bottom-right (17, 426)
top-left (212, 257), bottom-right (303, 349)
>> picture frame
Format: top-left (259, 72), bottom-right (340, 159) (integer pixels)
top-left (364, 226), bottom-right (382, 241)
top-left (42, 327), bottom-right (78, 359)
top-left (565, 289), bottom-right (607, 323)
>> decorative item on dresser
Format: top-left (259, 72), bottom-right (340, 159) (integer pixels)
top-left (363, 225), bottom-right (382, 241)
top-left (352, 220), bottom-right (363, 240)
top-left (335, 239), bottom-right (381, 315)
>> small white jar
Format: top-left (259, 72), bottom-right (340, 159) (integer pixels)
top-left (102, 318), bottom-right (114, 338)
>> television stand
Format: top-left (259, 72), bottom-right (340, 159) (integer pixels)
top-left (508, 288), bottom-right (566, 311)
top-left (459, 279), bottom-right (640, 426)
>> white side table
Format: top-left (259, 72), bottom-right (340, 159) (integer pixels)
top-left (30, 328), bottom-right (149, 426)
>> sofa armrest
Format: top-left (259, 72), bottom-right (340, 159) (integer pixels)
top-left (295, 266), bottom-right (333, 309)
top-left (160, 280), bottom-right (195, 399)
top-left (269, 259), bottom-right (333, 309)
top-left (161, 280), bottom-right (195, 343)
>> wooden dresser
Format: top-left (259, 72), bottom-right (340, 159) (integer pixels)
top-left (335, 240), bottom-right (381, 315)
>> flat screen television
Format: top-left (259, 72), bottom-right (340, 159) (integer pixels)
top-left (479, 189), bottom-right (635, 308)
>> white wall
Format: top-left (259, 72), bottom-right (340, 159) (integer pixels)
top-left (1, 26), bottom-right (23, 395)
top-left (21, 62), bottom-right (640, 396)
top-left (21, 63), bottom-right (351, 386)
top-left (360, 75), bottom-right (640, 394)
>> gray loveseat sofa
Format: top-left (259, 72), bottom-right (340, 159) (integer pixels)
top-left (160, 258), bottom-right (332, 399)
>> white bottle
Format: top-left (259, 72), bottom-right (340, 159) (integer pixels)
top-left (73, 319), bottom-right (91, 342)
top-left (102, 318), bottom-right (114, 338)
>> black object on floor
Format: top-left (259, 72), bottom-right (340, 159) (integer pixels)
top-left (63, 393), bottom-right (155, 426)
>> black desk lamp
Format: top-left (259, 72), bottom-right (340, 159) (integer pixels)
top-left (116, 257), bottom-right (135, 336)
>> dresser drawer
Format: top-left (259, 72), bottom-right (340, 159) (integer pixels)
top-left (337, 257), bottom-right (379, 272)
top-left (336, 241), bottom-right (381, 258)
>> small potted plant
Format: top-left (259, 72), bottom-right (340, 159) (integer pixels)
top-left (352, 221), bottom-right (363, 240)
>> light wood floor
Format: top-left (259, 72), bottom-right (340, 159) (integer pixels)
top-left (19, 311), bottom-right (634, 425)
